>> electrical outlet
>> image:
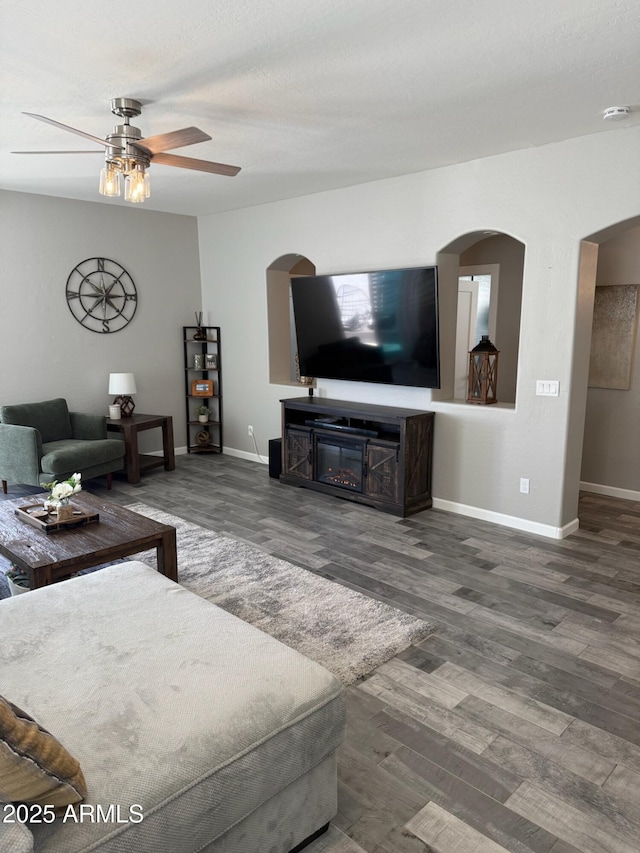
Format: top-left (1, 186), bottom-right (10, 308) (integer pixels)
top-left (520, 478), bottom-right (530, 494)
top-left (248, 425), bottom-right (254, 436)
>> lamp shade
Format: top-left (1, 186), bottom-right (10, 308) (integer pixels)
top-left (108, 373), bottom-right (137, 395)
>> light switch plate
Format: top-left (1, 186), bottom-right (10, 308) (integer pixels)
top-left (536, 380), bottom-right (560, 396)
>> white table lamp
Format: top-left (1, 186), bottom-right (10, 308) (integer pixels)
top-left (109, 373), bottom-right (137, 417)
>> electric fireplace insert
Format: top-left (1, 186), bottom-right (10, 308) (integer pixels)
top-left (315, 434), bottom-right (364, 493)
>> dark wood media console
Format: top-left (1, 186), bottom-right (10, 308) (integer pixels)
top-left (280, 397), bottom-right (434, 517)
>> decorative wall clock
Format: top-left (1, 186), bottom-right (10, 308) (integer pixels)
top-left (66, 257), bottom-right (137, 333)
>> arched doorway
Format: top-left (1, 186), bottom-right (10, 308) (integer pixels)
top-left (578, 218), bottom-right (640, 500)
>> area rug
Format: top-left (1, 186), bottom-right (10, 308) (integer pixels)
top-left (126, 503), bottom-right (434, 685)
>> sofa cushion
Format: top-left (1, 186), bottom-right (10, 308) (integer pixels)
top-left (41, 439), bottom-right (125, 477)
top-left (0, 399), bottom-right (72, 444)
top-left (1, 562), bottom-right (345, 853)
top-left (0, 695), bottom-right (87, 808)
top-left (0, 821), bottom-right (34, 853)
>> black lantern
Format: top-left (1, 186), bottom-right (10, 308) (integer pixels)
top-left (467, 335), bottom-right (499, 404)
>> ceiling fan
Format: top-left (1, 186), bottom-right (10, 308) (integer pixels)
top-left (13, 97), bottom-right (241, 203)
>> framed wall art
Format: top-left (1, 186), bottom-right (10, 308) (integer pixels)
top-left (191, 379), bottom-right (214, 397)
top-left (588, 284), bottom-right (639, 390)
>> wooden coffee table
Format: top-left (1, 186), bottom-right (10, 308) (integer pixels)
top-left (0, 493), bottom-right (177, 590)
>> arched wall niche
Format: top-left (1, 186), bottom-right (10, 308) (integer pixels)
top-left (266, 253), bottom-right (316, 385)
top-left (436, 231), bottom-right (525, 405)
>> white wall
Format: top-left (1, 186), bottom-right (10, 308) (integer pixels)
top-left (0, 191), bottom-right (201, 452)
top-left (198, 126), bottom-right (640, 535)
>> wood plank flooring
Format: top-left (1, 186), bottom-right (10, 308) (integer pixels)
top-left (7, 455), bottom-right (640, 853)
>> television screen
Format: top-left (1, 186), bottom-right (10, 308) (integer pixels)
top-left (291, 266), bottom-right (440, 388)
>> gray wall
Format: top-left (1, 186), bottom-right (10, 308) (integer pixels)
top-left (581, 224), bottom-right (640, 495)
top-left (0, 190), bottom-right (201, 453)
top-left (197, 127), bottom-right (640, 536)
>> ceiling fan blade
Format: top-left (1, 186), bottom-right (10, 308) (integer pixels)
top-left (136, 127), bottom-right (212, 155)
top-left (23, 112), bottom-right (121, 150)
top-left (151, 152), bottom-right (241, 176)
top-left (12, 150), bottom-right (102, 154)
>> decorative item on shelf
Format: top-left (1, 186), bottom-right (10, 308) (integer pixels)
top-left (193, 353), bottom-right (206, 370)
top-left (42, 473), bottom-right (82, 522)
top-left (193, 312), bottom-right (207, 340)
top-left (109, 372), bottom-right (137, 416)
top-left (205, 353), bottom-right (218, 369)
top-left (467, 335), bottom-right (499, 405)
top-left (196, 405), bottom-right (210, 423)
top-left (195, 430), bottom-right (212, 446)
top-left (294, 352), bottom-right (314, 386)
top-left (191, 379), bottom-right (214, 397)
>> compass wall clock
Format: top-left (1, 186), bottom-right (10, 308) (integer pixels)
top-left (66, 257), bottom-right (137, 333)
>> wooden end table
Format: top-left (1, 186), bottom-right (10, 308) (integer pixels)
top-left (106, 413), bottom-right (175, 484)
top-left (0, 492), bottom-right (177, 590)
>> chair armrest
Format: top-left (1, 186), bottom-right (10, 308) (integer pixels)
top-left (70, 412), bottom-right (107, 440)
top-left (0, 423), bottom-right (43, 487)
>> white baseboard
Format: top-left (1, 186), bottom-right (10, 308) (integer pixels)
top-left (580, 481), bottom-right (640, 502)
top-left (223, 446), bottom-right (268, 465)
top-left (432, 497), bottom-right (579, 540)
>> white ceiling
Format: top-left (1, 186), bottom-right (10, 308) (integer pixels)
top-left (2, 0), bottom-right (638, 217)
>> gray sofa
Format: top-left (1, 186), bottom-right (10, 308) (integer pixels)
top-left (0, 398), bottom-right (125, 493)
top-left (0, 561), bottom-right (346, 853)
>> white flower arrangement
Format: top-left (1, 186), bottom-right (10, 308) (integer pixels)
top-left (43, 473), bottom-right (82, 506)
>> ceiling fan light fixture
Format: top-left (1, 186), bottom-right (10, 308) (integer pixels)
top-left (17, 98), bottom-right (240, 204)
top-left (124, 165), bottom-right (150, 203)
top-left (99, 163), bottom-right (121, 197)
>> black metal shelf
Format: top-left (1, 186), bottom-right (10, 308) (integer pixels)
top-left (183, 326), bottom-right (223, 455)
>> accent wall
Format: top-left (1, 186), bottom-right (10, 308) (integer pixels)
top-left (0, 190), bottom-right (201, 453)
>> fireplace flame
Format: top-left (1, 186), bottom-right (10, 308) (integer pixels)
top-left (324, 467), bottom-right (361, 489)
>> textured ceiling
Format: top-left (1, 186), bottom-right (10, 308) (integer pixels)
top-left (1, 0), bottom-right (638, 216)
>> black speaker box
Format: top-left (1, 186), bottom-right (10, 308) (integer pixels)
top-left (268, 438), bottom-right (282, 479)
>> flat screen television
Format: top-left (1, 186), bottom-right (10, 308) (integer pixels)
top-left (291, 265), bottom-right (440, 388)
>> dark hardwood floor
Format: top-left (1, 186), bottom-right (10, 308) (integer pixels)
top-left (5, 454), bottom-right (640, 853)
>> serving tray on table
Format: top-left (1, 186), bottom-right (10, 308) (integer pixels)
top-left (15, 502), bottom-right (100, 534)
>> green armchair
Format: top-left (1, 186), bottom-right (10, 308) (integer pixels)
top-left (0, 398), bottom-right (125, 493)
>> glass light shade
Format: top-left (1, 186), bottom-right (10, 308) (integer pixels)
top-left (124, 167), bottom-right (150, 203)
top-left (99, 164), bottom-right (121, 197)
top-left (108, 373), bottom-right (137, 395)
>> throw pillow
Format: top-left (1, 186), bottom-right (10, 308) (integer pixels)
top-left (0, 695), bottom-right (87, 807)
